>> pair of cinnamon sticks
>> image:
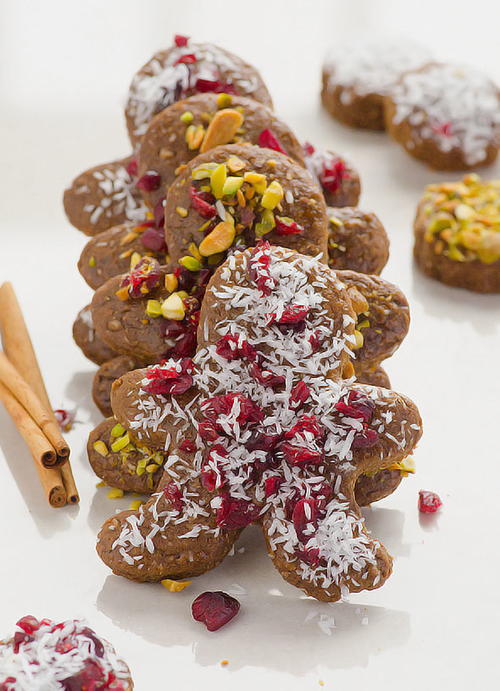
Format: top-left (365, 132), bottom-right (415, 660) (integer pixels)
top-left (0, 282), bottom-right (79, 507)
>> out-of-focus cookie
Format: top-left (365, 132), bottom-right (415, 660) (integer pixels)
top-left (92, 355), bottom-right (144, 417)
top-left (321, 39), bottom-right (431, 130)
top-left (126, 36), bottom-right (273, 146)
top-left (414, 174), bottom-right (500, 292)
top-left (327, 207), bottom-right (389, 275)
top-left (385, 62), bottom-right (500, 170)
top-left (303, 142), bottom-right (361, 207)
top-left (73, 305), bottom-right (119, 365)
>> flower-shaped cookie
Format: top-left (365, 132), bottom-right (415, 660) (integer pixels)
top-left (96, 245), bottom-right (421, 601)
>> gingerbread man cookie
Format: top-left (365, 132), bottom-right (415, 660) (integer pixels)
top-left (96, 245), bottom-right (421, 601)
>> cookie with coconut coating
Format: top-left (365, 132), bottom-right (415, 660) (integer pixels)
top-left (385, 62), bottom-right (500, 170)
top-left (303, 143), bottom-right (361, 207)
top-left (414, 174), bottom-right (500, 293)
top-left (0, 615), bottom-right (133, 690)
top-left (327, 207), bottom-right (389, 275)
top-left (73, 305), bottom-right (119, 365)
top-left (322, 39), bottom-right (431, 130)
top-left (126, 35), bottom-right (273, 147)
top-left (165, 143), bottom-right (328, 267)
top-left (78, 221), bottom-right (168, 290)
top-left (63, 156), bottom-right (147, 236)
top-left (137, 92), bottom-right (305, 209)
top-left (96, 245), bottom-right (422, 601)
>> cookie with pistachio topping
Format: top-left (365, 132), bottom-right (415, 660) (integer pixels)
top-left (137, 92), bottom-right (305, 208)
top-left (78, 220), bottom-right (168, 290)
top-left (63, 156), bottom-right (147, 236)
top-left (414, 175), bottom-right (500, 293)
top-left (385, 62), bottom-right (500, 170)
top-left (126, 36), bottom-right (273, 147)
top-left (0, 615), bottom-right (133, 690)
top-left (164, 143), bottom-right (328, 268)
top-left (327, 207), bottom-right (389, 275)
top-left (303, 142), bottom-right (361, 207)
top-left (73, 305), bottom-right (119, 365)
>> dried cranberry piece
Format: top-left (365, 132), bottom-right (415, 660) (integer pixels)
top-left (302, 141), bottom-right (316, 156)
top-left (292, 498), bottom-right (319, 540)
top-left (192, 591), bottom-right (240, 631)
top-left (13, 631), bottom-right (34, 653)
top-left (432, 121), bottom-right (453, 137)
top-left (215, 335), bottom-right (257, 361)
top-left (352, 425), bottom-right (379, 449)
top-left (0, 678), bottom-right (16, 691)
top-left (126, 158), bottom-right (138, 178)
top-left (216, 496), bottom-right (259, 529)
top-left (201, 468), bottom-right (217, 491)
top-left (175, 52), bottom-right (197, 65)
top-left (271, 305), bottom-right (310, 325)
top-left (179, 439), bottom-right (196, 453)
top-left (335, 391), bottom-right (374, 423)
top-left (281, 442), bottom-right (323, 467)
top-left (153, 197), bottom-right (166, 229)
top-left (250, 363), bottom-right (285, 389)
top-left (274, 217), bottom-right (304, 235)
top-left (189, 186), bottom-right (216, 218)
top-left (198, 420), bottom-right (220, 442)
top-left (143, 360), bottom-right (194, 396)
top-left (239, 206), bottom-right (255, 227)
top-left (163, 482), bottom-right (183, 511)
top-left (194, 78), bottom-right (236, 94)
top-left (245, 431), bottom-right (281, 452)
top-left (312, 481), bottom-right (332, 510)
top-left (121, 257), bottom-right (161, 297)
top-left (248, 243), bottom-right (275, 296)
top-left (309, 329), bottom-right (322, 353)
top-left (202, 393), bottom-right (263, 428)
top-left (167, 329), bottom-right (198, 358)
top-left (16, 615), bottom-right (40, 634)
top-left (81, 627), bottom-right (105, 658)
top-left (290, 381), bottom-right (310, 409)
top-left (264, 475), bottom-right (283, 497)
top-left (418, 490), bottom-right (442, 514)
top-left (284, 415), bottom-right (324, 441)
top-left (319, 158), bottom-right (347, 194)
top-left (162, 319), bottom-right (187, 339)
top-left (140, 227), bottom-right (167, 251)
top-left (296, 547), bottom-right (320, 566)
top-left (174, 265), bottom-right (197, 291)
top-left (258, 129), bottom-right (287, 155)
top-left (136, 171), bottom-right (161, 192)
top-left (174, 34), bottom-right (189, 47)
top-left (62, 659), bottom-right (106, 691)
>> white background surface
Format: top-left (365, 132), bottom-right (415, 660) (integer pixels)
top-left (1, 1), bottom-right (499, 689)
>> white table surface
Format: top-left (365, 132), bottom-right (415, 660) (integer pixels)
top-left (1, 1), bottom-right (499, 689)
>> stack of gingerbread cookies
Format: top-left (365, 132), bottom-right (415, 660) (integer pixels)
top-left (64, 35), bottom-right (422, 603)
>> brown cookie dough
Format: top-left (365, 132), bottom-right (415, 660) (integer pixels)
top-left (165, 143), bottom-right (328, 267)
top-left (92, 355), bottom-right (144, 417)
top-left (356, 365), bottom-right (391, 389)
top-left (385, 63), bottom-right (500, 170)
top-left (78, 221), bottom-right (168, 290)
top-left (137, 92), bottom-right (305, 208)
top-left (414, 174), bottom-right (500, 293)
top-left (321, 39), bottom-right (431, 130)
top-left (355, 468), bottom-right (402, 506)
top-left (327, 207), bottom-right (389, 275)
top-left (63, 156), bottom-right (148, 235)
top-left (89, 418), bottom-right (164, 493)
top-left (303, 142), bottom-right (361, 207)
top-left (73, 305), bottom-right (119, 365)
top-left (126, 36), bottom-right (273, 146)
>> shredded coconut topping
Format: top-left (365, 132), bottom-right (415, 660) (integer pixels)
top-left (83, 164), bottom-right (147, 226)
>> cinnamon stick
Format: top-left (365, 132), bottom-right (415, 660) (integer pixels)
top-left (0, 351), bottom-right (69, 465)
top-left (0, 282), bottom-right (78, 504)
top-left (0, 382), bottom-right (66, 507)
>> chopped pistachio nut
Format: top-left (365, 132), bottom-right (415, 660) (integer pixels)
top-left (111, 423), bottom-right (126, 437)
top-left (179, 255), bottom-right (202, 271)
top-left (188, 242), bottom-right (202, 261)
top-left (107, 488), bottom-right (124, 499)
top-left (111, 433), bottom-right (130, 453)
top-left (185, 124), bottom-right (205, 150)
top-left (216, 93), bottom-right (233, 108)
top-left (146, 299), bottom-right (162, 317)
top-left (210, 163), bottom-right (227, 199)
top-left (200, 109), bottom-right (244, 153)
top-left (353, 330), bottom-right (364, 349)
top-left (130, 500), bottom-right (143, 510)
top-left (255, 209), bottom-right (276, 237)
top-left (243, 171), bottom-right (267, 194)
top-left (192, 162), bottom-right (219, 180)
top-left (92, 440), bottom-right (109, 457)
top-left (180, 110), bottom-right (193, 124)
top-left (165, 273), bottom-right (178, 292)
top-left (88, 256), bottom-right (96, 267)
top-left (115, 286), bottom-right (130, 301)
top-left (199, 221), bottom-right (235, 256)
top-left (222, 176), bottom-right (244, 196)
top-left (130, 252), bottom-right (142, 269)
top-left (161, 578), bottom-right (192, 592)
top-left (146, 463), bottom-right (159, 474)
top-left (261, 180), bottom-right (284, 210)
top-left (423, 175), bottom-right (500, 264)
top-left (161, 293), bottom-right (185, 320)
top-left (176, 206), bottom-right (188, 218)
top-left (227, 155), bottom-right (245, 173)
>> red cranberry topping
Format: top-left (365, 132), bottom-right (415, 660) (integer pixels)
top-left (62, 659), bottom-right (106, 691)
top-left (296, 547), bottom-right (321, 566)
top-left (432, 121), bottom-right (453, 137)
top-left (309, 329), bottom-right (322, 353)
top-left (292, 498), bottom-right (319, 540)
top-left (179, 439), bottom-right (196, 453)
top-left (202, 393), bottom-right (263, 429)
top-left (0, 678), bottom-right (16, 691)
top-left (264, 475), bottom-right (283, 497)
top-left (302, 141), bottom-right (316, 156)
top-left (197, 420), bottom-right (220, 442)
top-left (13, 631), bottom-right (34, 653)
top-left (163, 482), bottom-right (183, 511)
top-left (201, 468), bottom-right (218, 492)
top-left (248, 243), bottom-right (275, 296)
top-left (166, 329), bottom-right (198, 358)
top-left (136, 171), bottom-right (161, 192)
top-left (174, 34), bottom-right (189, 47)
top-left (153, 197), bottom-right (166, 229)
top-left (81, 627), bottom-right (105, 658)
top-left (125, 158), bottom-right (138, 178)
top-left (258, 129), bottom-right (287, 155)
top-left (335, 391), bottom-right (374, 423)
top-left (215, 335), bottom-right (257, 361)
top-left (290, 381), bottom-right (311, 409)
top-left (274, 217), bottom-right (304, 236)
top-left (191, 591), bottom-right (240, 631)
top-left (194, 78), bottom-right (236, 94)
top-left (144, 359), bottom-right (194, 396)
top-left (174, 53), bottom-right (197, 65)
top-left (281, 442), bottom-right (323, 467)
top-left (189, 185), bottom-right (216, 218)
top-left (140, 227), bottom-right (167, 251)
top-left (352, 424), bottom-right (379, 449)
top-left (320, 158), bottom-right (347, 194)
top-left (216, 496), bottom-right (259, 529)
top-left (250, 363), bottom-right (285, 389)
top-left (16, 615), bottom-right (40, 634)
top-left (271, 305), bottom-right (310, 325)
top-left (418, 490), bottom-right (442, 514)
top-left (284, 415), bottom-right (324, 441)
top-left (245, 431), bottom-right (281, 452)
top-left (239, 206), bottom-right (255, 227)
top-left (121, 256), bottom-right (161, 298)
